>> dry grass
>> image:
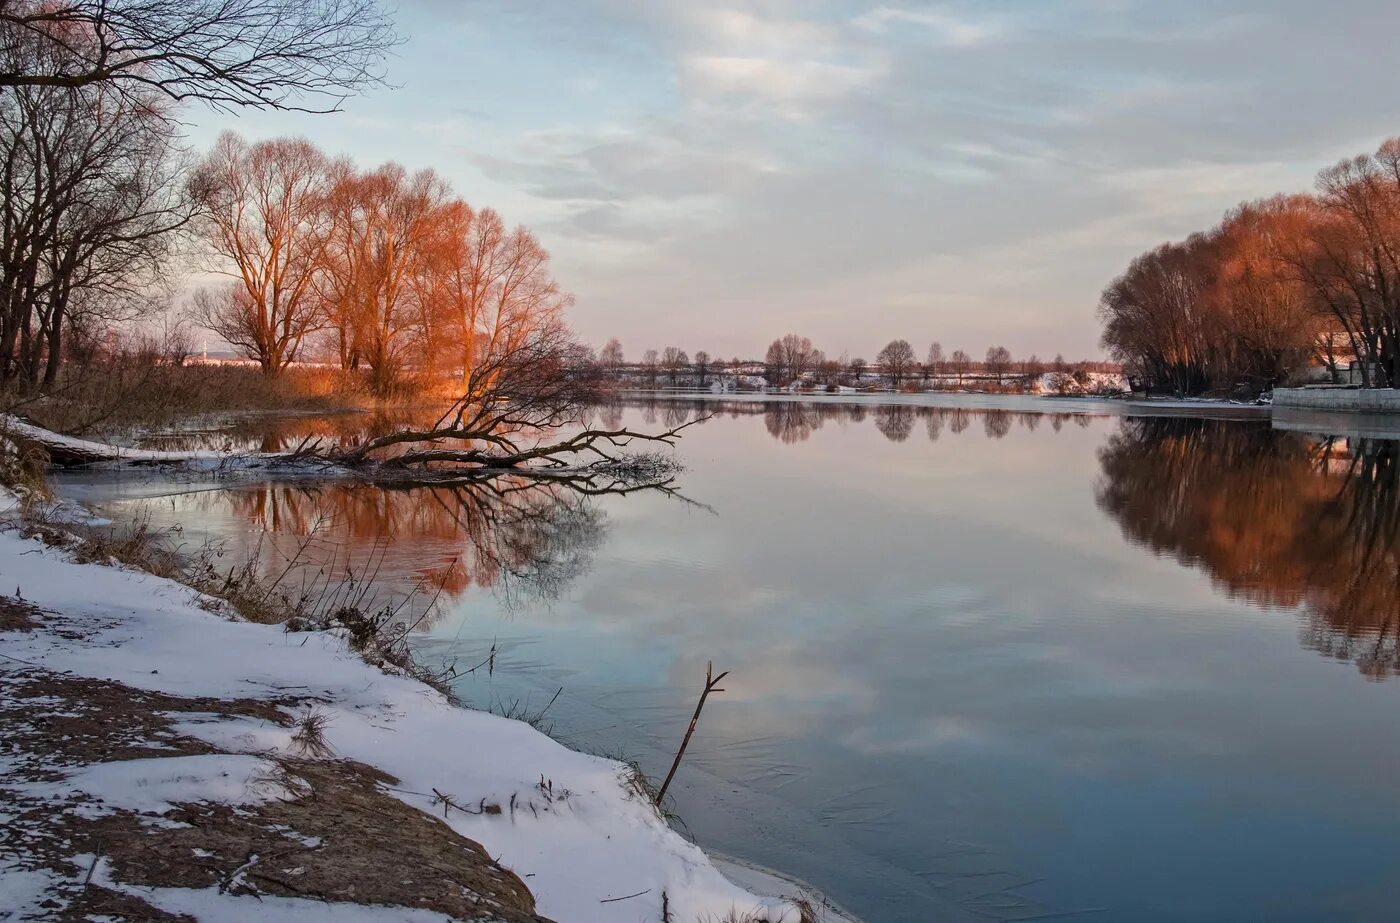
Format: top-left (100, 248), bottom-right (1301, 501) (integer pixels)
top-left (0, 427), bottom-right (53, 505)
top-left (7, 503), bottom-right (464, 704)
top-left (0, 360), bottom-right (466, 444)
top-left (698, 899), bottom-right (821, 923)
top-left (290, 707), bottom-right (336, 759)
top-left (490, 686), bottom-right (564, 736)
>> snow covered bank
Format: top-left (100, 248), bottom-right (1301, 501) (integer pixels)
top-left (0, 505), bottom-right (818, 922)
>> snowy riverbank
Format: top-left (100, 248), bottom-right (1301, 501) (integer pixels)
top-left (0, 495), bottom-right (831, 922)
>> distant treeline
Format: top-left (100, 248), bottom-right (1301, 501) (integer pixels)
top-left (590, 335), bottom-right (1117, 392)
top-left (1099, 135), bottom-right (1400, 395)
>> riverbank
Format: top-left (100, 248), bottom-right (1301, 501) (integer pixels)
top-left (1273, 386), bottom-right (1400, 413)
top-left (0, 491), bottom-right (825, 922)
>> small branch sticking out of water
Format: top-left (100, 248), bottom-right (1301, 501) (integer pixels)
top-left (654, 661), bottom-right (728, 807)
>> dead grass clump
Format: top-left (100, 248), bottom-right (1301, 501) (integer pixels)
top-left (289, 707), bottom-right (335, 760)
top-left (314, 603), bottom-right (462, 704)
top-left (10, 507), bottom-right (192, 584)
top-left (0, 362), bottom-right (374, 442)
top-left (68, 518), bottom-right (186, 579)
top-left (700, 903), bottom-right (819, 923)
top-left (0, 432), bottom-right (52, 504)
top-left (490, 686), bottom-right (564, 736)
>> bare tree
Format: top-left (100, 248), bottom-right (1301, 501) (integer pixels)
top-left (0, 33), bottom-right (188, 385)
top-left (413, 199), bottom-right (569, 396)
top-left (1101, 197), bottom-right (1320, 395)
top-left (599, 337), bottom-right (623, 376)
top-left (150, 311), bottom-right (194, 366)
top-left (660, 345), bottom-right (688, 385)
top-left (764, 333), bottom-right (817, 386)
top-left (763, 338), bottom-right (784, 385)
top-left (189, 132), bottom-right (333, 376)
top-left (693, 349), bottom-right (710, 386)
top-left (985, 345), bottom-right (1012, 384)
top-left (0, 0), bottom-right (397, 112)
top-left (641, 348), bottom-right (659, 386)
top-left (925, 341), bottom-right (944, 381)
top-left (876, 338), bottom-right (916, 387)
top-left (356, 165), bottom-right (449, 392)
top-left (950, 349), bottom-right (971, 385)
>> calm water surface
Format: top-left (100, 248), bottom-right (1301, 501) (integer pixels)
top-left (60, 395), bottom-right (1400, 923)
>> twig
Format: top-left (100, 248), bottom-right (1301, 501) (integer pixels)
top-left (0, 650), bottom-right (66, 672)
top-left (599, 888), bottom-right (651, 903)
top-left (82, 844), bottom-right (102, 891)
top-left (654, 660), bottom-right (728, 806)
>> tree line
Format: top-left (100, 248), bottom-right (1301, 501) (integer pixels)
top-left (0, 1), bottom-right (585, 400)
top-left (189, 132), bottom-right (573, 394)
top-left (0, 0), bottom-right (398, 389)
top-left (590, 334), bottom-right (1109, 391)
top-left (1100, 136), bottom-right (1400, 394)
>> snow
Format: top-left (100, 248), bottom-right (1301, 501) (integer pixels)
top-left (87, 858), bottom-right (458, 923)
top-left (1030, 371), bottom-right (1129, 395)
top-left (23, 754), bottom-right (282, 818)
top-left (0, 863), bottom-right (66, 920)
top-left (0, 519), bottom-right (808, 923)
top-left (0, 413), bottom-right (230, 462)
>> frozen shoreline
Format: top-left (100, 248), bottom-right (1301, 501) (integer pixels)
top-left (0, 493), bottom-right (842, 922)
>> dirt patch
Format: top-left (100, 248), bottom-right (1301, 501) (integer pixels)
top-left (0, 594), bottom-right (42, 631)
top-left (3, 672), bottom-right (291, 776)
top-left (81, 758), bottom-right (552, 922)
top-left (1, 662), bottom-right (553, 922)
top-left (57, 885), bottom-right (197, 922)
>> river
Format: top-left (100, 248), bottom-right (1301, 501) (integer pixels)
top-left (54, 393), bottom-right (1400, 922)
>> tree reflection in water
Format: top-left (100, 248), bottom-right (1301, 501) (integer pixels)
top-left (223, 476), bottom-right (607, 621)
top-left (873, 404), bottom-right (914, 442)
top-left (1096, 418), bottom-right (1400, 678)
top-left (611, 397), bottom-right (1103, 445)
top-left (138, 410), bottom-right (439, 455)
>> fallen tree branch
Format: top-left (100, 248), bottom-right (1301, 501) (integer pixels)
top-left (0, 413), bottom-right (238, 466)
top-left (345, 415), bottom-right (711, 472)
top-left (1, 412), bottom-right (713, 484)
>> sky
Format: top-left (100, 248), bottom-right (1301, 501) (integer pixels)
top-left (187, 0), bottom-right (1400, 362)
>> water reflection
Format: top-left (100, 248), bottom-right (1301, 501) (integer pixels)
top-left (143, 398), bottom-right (1109, 455)
top-left (605, 396), bottom-right (1103, 445)
top-left (205, 477), bottom-right (606, 614)
top-left (1096, 418), bottom-right (1400, 678)
top-left (63, 397), bottom-right (1400, 922)
top-left (137, 409), bottom-right (446, 454)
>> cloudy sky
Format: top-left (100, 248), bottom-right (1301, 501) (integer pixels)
top-left (191, 0), bottom-right (1400, 361)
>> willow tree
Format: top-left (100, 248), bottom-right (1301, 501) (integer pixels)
top-left (327, 162), bottom-right (447, 394)
top-left (189, 133), bottom-right (333, 375)
top-left (418, 202), bottom-right (571, 395)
